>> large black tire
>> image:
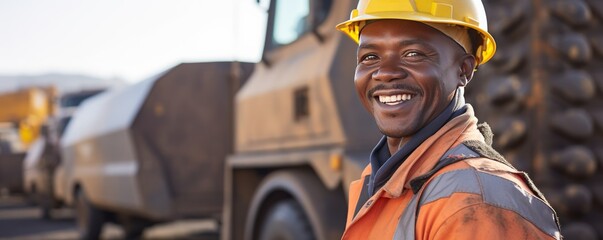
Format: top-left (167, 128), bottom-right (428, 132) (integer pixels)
top-left (75, 189), bottom-right (106, 240)
top-left (258, 200), bottom-right (314, 240)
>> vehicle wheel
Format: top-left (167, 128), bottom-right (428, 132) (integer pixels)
top-left (39, 192), bottom-right (54, 220)
top-left (75, 189), bottom-right (105, 240)
top-left (41, 205), bottom-right (51, 220)
top-left (119, 216), bottom-right (149, 240)
top-left (124, 227), bottom-right (145, 240)
top-left (27, 185), bottom-right (38, 205)
top-left (258, 200), bottom-right (314, 240)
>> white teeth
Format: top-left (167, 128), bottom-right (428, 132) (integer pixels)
top-left (378, 94), bottom-right (413, 104)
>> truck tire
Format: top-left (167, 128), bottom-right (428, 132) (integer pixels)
top-left (123, 226), bottom-right (144, 240)
top-left (119, 215), bottom-right (150, 240)
top-left (39, 191), bottom-right (54, 220)
top-left (29, 184), bottom-right (51, 219)
top-left (27, 184), bottom-right (37, 205)
top-left (40, 204), bottom-right (51, 220)
top-left (243, 170), bottom-right (345, 240)
top-left (75, 189), bottom-right (105, 240)
top-left (258, 199), bottom-right (314, 240)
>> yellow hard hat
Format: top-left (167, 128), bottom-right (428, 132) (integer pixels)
top-left (336, 0), bottom-right (496, 65)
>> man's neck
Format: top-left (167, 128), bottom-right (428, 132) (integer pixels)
top-left (387, 137), bottom-right (411, 155)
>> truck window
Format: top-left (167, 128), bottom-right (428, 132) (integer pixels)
top-left (271, 0), bottom-right (310, 46)
top-left (60, 94), bottom-right (92, 107)
top-left (59, 90), bottom-right (104, 108)
top-left (58, 116), bottom-right (71, 137)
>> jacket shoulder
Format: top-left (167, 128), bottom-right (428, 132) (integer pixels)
top-left (417, 166), bottom-right (560, 239)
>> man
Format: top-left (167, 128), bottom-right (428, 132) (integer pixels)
top-left (336, 0), bottom-right (561, 239)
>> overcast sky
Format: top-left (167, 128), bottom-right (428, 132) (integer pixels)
top-left (0, 0), bottom-right (267, 83)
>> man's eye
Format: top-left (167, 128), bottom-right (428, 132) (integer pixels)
top-left (360, 54), bottom-right (378, 63)
top-left (405, 51), bottom-right (420, 57)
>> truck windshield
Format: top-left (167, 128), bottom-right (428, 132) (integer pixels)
top-left (272, 0), bottom-right (310, 46)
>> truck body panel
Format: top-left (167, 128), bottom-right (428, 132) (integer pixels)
top-left (59, 62), bottom-right (253, 221)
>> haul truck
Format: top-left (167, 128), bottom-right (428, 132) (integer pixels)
top-left (57, 0), bottom-right (603, 239)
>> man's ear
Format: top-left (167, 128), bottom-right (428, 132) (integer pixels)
top-left (458, 54), bottom-right (477, 87)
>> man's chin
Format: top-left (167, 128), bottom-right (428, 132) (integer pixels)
top-left (378, 127), bottom-right (415, 139)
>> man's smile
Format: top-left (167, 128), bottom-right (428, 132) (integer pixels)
top-left (377, 93), bottom-right (414, 105)
top-left (368, 84), bottom-right (421, 110)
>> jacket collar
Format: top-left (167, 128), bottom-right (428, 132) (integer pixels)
top-left (368, 88), bottom-right (468, 195)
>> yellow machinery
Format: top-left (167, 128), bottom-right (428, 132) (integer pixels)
top-left (0, 87), bottom-right (55, 152)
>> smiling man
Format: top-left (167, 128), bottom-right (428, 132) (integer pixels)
top-left (336, 0), bottom-right (561, 239)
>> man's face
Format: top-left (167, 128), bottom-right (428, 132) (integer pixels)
top-left (355, 19), bottom-right (466, 138)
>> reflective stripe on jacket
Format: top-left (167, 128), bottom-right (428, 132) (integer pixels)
top-left (342, 106), bottom-right (561, 240)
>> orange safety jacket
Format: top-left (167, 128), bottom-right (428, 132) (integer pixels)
top-left (342, 106), bottom-right (561, 240)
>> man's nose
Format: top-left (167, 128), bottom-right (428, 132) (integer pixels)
top-left (372, 57), bottom-right (406, 82)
